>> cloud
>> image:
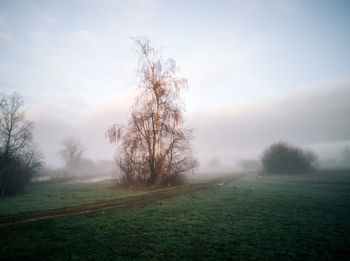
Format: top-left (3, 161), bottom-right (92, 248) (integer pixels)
top-left (64, 30), bottom-right (99, 46)
top-left (181, 41), bottom-right (282, 113)
top-left (41, 13), bottom-right (56, 24)
top-left (0, 79), bottom-right (22, 91)
top-left (183, 44), bottom-right (253, 90)
top-left (126, 0), bottom-right (157, 22)
top-left (0, 31), bottom-right (13, 44)
top-left (29, 31), bottom-right (44, 41)
top-left (190, 77), bottom-right (350, 166)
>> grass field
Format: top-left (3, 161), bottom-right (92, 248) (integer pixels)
top-left (258, 169), bottom-right (350, 183)
top-left (0, 173), bottom-right (232, 217)
top-left (0, 181), bottom-right (148, 216)
top-left (1, 172), bottom-right (350, 260)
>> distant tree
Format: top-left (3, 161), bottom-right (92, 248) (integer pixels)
top-left (0, 93), bottom-right (42, 195)
top-left (339, 146), bottom-right (350, 169)
top-left (236, 159), bottom-right (261, 172)
top-left (107, 38), bottom-right (197, 188)
top-left (78, 158), bottom-right (97, 176)
top-left (261, 142), bottom-right (317, 174)
top-left (59, 137), bottom-right (85, 172)
top-left (206, 157), bottom-right (221, 171)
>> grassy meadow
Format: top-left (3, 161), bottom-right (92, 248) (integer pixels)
top-left (0, 171), bottom-right (350, 260)
top-left (0, 181), bottom-right (147, 216)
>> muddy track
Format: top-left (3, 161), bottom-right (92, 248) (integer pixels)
top-left (0, 173), bottom-right (247, 227)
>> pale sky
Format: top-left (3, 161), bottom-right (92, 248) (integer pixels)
top-left (1, 0), bottom-right (349, 168)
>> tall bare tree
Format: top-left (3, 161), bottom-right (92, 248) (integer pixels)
top-left (0, 93), bottom-right (42, 195)
top-left (0, 94), bottom-right (33, 159)
top-left (107, 38), bottom-right (197, 188)
top-left (59, 137), bottom-right (85, 171)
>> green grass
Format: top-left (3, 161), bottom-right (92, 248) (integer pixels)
top-left (1, 174), bottom-right (349, 260)
top-left (0, 173), bottom-right (231, 217)
top-left (259, 169), bottom-right (350, 183)
top-left (0, 181), bottom-right (146, 216)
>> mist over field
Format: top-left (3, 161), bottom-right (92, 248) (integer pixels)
top-left (1, 1), bottom-right (350, 260)
top-left (1, 1), bottom-right (349, 174)
top-left (29, 70), bottom-right (350, 172)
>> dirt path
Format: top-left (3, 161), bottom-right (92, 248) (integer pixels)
top-left (0, 173), bottom-right (247, 227)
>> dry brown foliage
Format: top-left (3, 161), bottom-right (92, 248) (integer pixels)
top-left (107, 38), bottom-right (197, 188)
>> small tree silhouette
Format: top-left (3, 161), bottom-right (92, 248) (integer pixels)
top-left (261, 142), bottom-right (317, 174)
top-left (0, 93), bottom-right (42, 195)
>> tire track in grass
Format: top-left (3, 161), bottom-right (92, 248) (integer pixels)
top-left (0, 173), bottom-right (248, 227)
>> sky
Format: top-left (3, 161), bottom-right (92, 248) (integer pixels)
top-left (0, 0), bottom-right (349, 168)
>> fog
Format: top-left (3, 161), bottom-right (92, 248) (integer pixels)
top-left (191, 78), bottom-right (350, 171)
top-left (1, 2), bottom-right (350, 260)
top-left (1, 0), bottom-right (350, 178)
top-left (27, 77), bottom-right (350, 174)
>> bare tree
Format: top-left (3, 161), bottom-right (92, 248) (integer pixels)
top-left (59, 137), bottom-right (85, 171)
top-left (0, 93), bottom-right (42, 195)
top-left (107, 38), bottom-right (197, 188)
top-left (0, 94), bottom-right (33, 159)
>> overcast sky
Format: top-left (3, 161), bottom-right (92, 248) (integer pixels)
top-left (1, 0), bottom-right (349, 168)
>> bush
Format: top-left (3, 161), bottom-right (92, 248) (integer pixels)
top-left (0, 152), bottom-right (42, 195)
top-left (261, 142), bottom-right (317, 174)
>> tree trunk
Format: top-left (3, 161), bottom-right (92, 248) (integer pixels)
top-left (156, 103), bottom-right (161, 158)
